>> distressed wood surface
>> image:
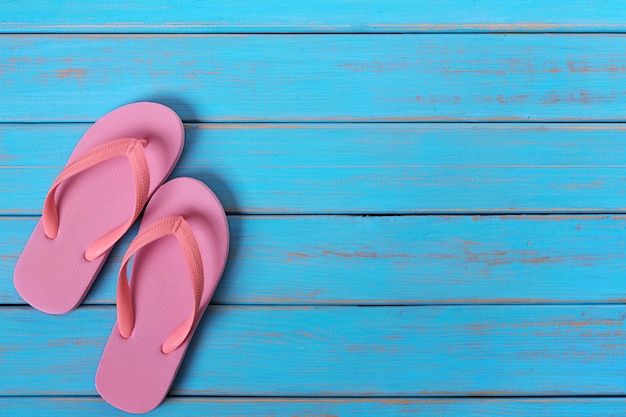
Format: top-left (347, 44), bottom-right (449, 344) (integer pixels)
top-left (1, 305), bottom-right (625, 396)
top-left (3, 215), bottom-right (626, 305)
top-left (2, 398), bottom-right (626, 417)
top-left (4, 35), bottom-right (626, 122)
top-left (5, 123), bottom-right (626, 214)
top-left (3, 1), bottom-right (626, 33)
top-left (3, 4), bottom-right (626, 415)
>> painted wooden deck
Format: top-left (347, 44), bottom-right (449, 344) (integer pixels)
top-left (2, 2), bottom-right (626, 415)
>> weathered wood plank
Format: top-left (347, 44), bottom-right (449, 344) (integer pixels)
top-left (3, 36), bottom-right (626, 122)
top-left (3, 123), bottom-right (626, 214)
top-left (3, 215), bottom-right (626, 305)
top-left (2, 1), bottom-right (626, 33)
top-left (2, 397), bottom-right (626, 417)
top-left (1, 306), bottom-right (624, 395)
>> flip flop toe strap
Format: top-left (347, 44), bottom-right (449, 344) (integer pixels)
top-left (116, 215), bottom-right (204, 354)
top-left (41, 137), bottom-right (150, 261)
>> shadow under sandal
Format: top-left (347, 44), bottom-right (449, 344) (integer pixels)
top-left (96, 177), bottom-right (230, 414)
top-left (13, 102), bottom-right (184, 314)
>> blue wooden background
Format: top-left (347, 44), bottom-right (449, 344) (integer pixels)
top-left (2, 1), bottom-right (626, 415)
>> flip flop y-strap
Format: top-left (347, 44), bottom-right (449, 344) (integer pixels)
top-left (116, 215), bottom-right (204, 354)
top-left (41, 138), bottom-right (150, 261)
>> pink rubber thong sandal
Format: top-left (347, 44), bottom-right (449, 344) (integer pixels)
top-left (14, 102), bottom-right (184, 314)
top-left (96, 177), bottom-right (229, 414)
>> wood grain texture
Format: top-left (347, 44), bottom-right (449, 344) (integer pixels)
top-left (3, 4), bottom-right (626, 414)
top-left (4, 123), bottom-right (626, 214)
top-left (2, 397), bottom-right (626, 417)
top-left (3, 214), bottom-right (626, 305)
top-left (2, 1), bottom-right (626, 33)
top-left (4, 35), bottom-right (626, 122)
top-left (1, 306), bottom-right (625, 396)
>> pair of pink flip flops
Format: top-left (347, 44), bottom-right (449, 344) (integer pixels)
top-left (13, 102), bottom-right (230, 414)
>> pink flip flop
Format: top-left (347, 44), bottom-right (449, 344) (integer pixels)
top-left (14, 102), bottom-right (184, 314)
top-left (95, 177), bottom-right (229, 414)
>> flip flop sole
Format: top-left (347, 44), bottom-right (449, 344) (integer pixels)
top-left (96, 177), bottom-right (229, 414)
top-left (14, 102), bottom-right (184, 314)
